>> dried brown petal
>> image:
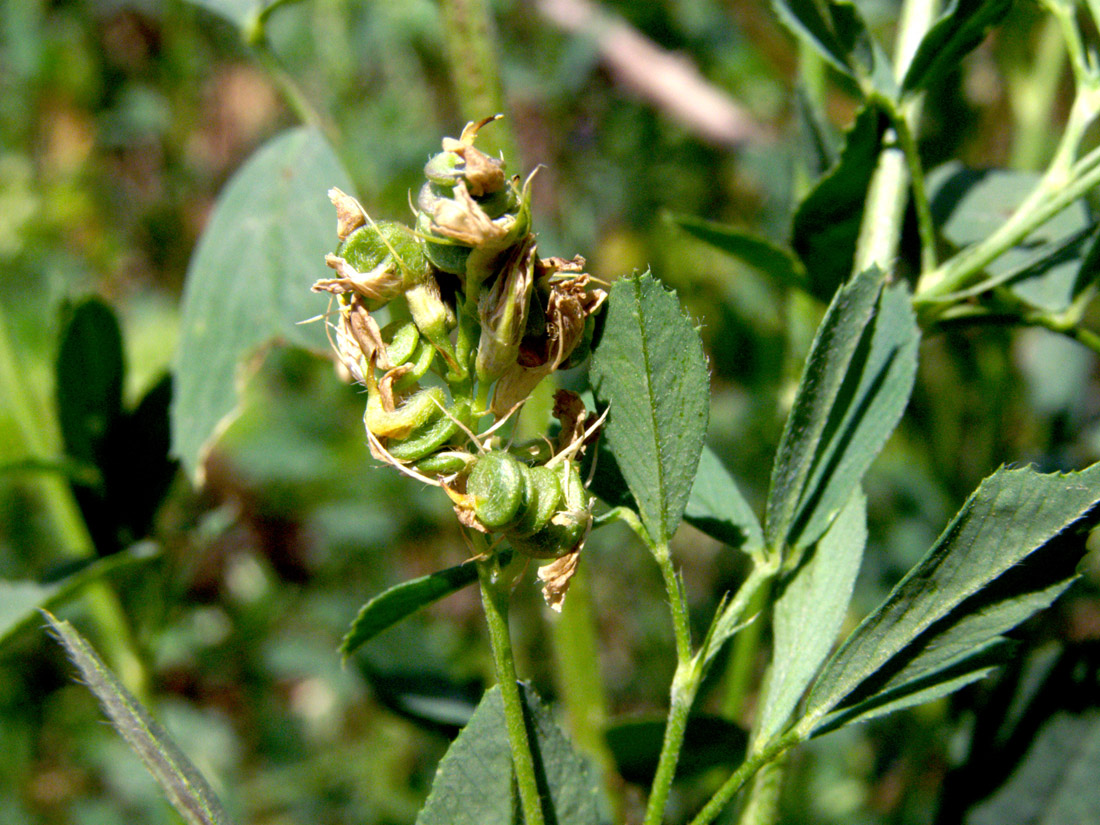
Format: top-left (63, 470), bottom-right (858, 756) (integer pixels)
top-left (328, 187), bottom-right (366, 240)
top-left (428, 181), bottom-right (510, 248)
top-left (476, 237), bottom-right (537, 382)
top-left (537, 547), bottom-right (582, 611)
top-left (315, 254), bottom-right (404, 305)
top-left (553, 390), bottom-right (588, 454)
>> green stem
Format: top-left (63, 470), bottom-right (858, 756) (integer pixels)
top-left (439, 0), bottom-right (519, 163)
top-left (1022, 308), bottom-right (1100, 356)
top-left (889, 105), bottom-right (937, 272)
top-left (852, 0), bottom-right (941, 277)
top-left (917, 56), bottom-right (1100, 298)
top-left (547, 562), bottom-right (624, 823)
top-left (654, 540), bottom-right (692, 664)
top-left (1007, 15), bottom-right (1067, 171)
top-left (687, 731), bottom-right (802, 825)
top-left (250, 38), bottom-right (333, 140)
top-left (476, 552), bottom-right (546, 825)
top-left (643, 655), bottom-right (703, 825)
top-left (917, 125), bottom-right (1100, 300)
top-left (736, 756), bottom-right (787, 825)
top-left (721, 573), bottom-right (773, 719)
top-left (645, 555), bottom-right (779, 825)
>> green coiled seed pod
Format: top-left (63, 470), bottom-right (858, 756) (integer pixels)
top-left (415, 212), bottom-right (473, 276)
top-left (339, 222), bottom-right (431, 308)
top-left (382, 320), bottom-right (421, 365)
top-left (386, 400), bottom-right (470, 462)
top-left (423, 150), bottom-right (464, 187)
top-left (467, 451), bottom-right (527, 529)
top-left (418, 181), bottom-right (517, 221)
top-left (510, 465), bottom-right (563, 537)
top-left (509, 462), bottom-right (589, 560)
top-left (413, 450), bottom-right (474, 476)
top-left (364, 386), bottom-right (444, 440)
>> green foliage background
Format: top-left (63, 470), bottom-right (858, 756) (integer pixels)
top-left (2, 1), bottom-right (1100, 824)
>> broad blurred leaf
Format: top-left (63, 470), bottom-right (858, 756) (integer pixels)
top-left (0, 544), bottom-right (158, 646)
top-left (792, 106), bottom-right (887, 300)
top-left (57, 298), bottom-right (124, 468)
top-left (359, 663), bottom-right (481, 736)
top-left (902, 0), bottom-right (1014, 94)
top-left (967, 710), bottom-right (1100, 825)
top-left (341, 557), bottom-right (488, 660)
top-left (769, 0), bottom-right (874, 82)
top-left (802, 463), bottom-right (1100, 736)
top-left (765, 268), bottom-right (918, 553)
top-left (590, 272), bottom-right (710, 545)
top-left (930, 163), bottom-right (1097, 311)
top-left (683, 446), bottom-right (763, 552)
top-left (605, 714), bottom-right (747, 786)
top-left (672, 214), bottom-right (808, 292)
top-left (46, 613), bottom-right (234, 825)
top-left (184, 0), bottom-right (260, 30)
top-left (755, 489), bottom-right (866, 745)
top-left (172, 127), bottom-right (352, 483)
top-left (415, 684), bottom-right (602, 825)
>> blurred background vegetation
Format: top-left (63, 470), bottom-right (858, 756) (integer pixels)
top-left (2, 0), bottom-right (1099, 823)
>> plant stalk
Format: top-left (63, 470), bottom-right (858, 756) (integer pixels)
top-left (688, 731), bottom-right (802, 825)
top-left (643, 656), bottom-right (703, 825)
top-left (917, 18), bottom-right (1100, 299)
top-left (439, 0), bottom-right (519, 163)
top-left (476, 553), bottom-right (546, 825)
top-left (852, 0), bottom-right (941, 278)
top-left (547, 560), bottom-right (624, 823)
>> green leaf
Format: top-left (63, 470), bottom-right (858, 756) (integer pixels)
top-left (341, 557), bottom-right (488, 660)
top-left (769, 0), bottom-right (875, 83)
top-left (967, 710), bottom-right (1100, 825)
top-left (802, 463), bottom-right (1100, 736)
top-left (0, 543), bottom-right (159, 646)
top-left (764, 268), bottom-right (919, 553)
top-left (930, 164), bottom-right (1096, 311)
top-left (605, 714), bottom-right (747, 786)
top-left (119, 373), bottom-right (178, 541)
top-left (57, 298), bottom-right (124, 468)
top-left (684, 446), bottom-right (763, 552)
top-left (415, 684), bottom-right (602, 825)
top-left (45, 613), bottom-right (235, 825)
top-left (902, 0), bottom-right (1014, 95)
top-left (183, 0), bottom-right (260, 30)
top-left (792, 106), bottom-right (887, 301)
top-left (590, 272), bottom-right (710, 546)
top-left (755, 489), bottom-right (866, 745)
top-left (672, 214), bottom-right (809, 292)
top-left (172, 127), bottom-right (352, 484)
top-left (794, 84), bottom-right (838, 179)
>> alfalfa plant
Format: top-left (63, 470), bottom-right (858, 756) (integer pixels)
top-left (33, 0), bottom-right (1100, 823)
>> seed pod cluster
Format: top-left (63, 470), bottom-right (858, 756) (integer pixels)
top-left (465, 451), bottom-right (592, 560)
top-left (313, 118), bottom-right (606, 600)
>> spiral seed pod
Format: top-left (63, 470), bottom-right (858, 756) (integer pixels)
top-left (386, 400), bottom-right (470, 462)
top-left (330, 221), bottom-right (430, 308)
top-left (467, 451), bottom-right (527, 529)
top-left (364, 385), bottom-right (446, 441)
top-left (461, 450), bottom-right (592, 560)
top-left (508, 461), bottom-right (590, 560)
top-left (414, 119), bottom-right (534, 302)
